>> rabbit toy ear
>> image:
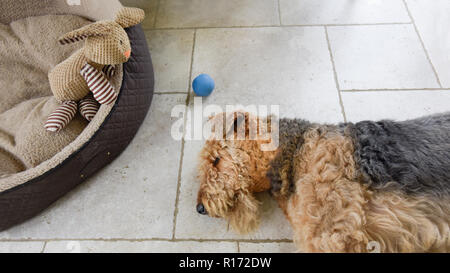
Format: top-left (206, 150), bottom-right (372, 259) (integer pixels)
top-left (58, 21), bottom-right (113, 45)
top-left (115, 7), bottom-right (145, 28)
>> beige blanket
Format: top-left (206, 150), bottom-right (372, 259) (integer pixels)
top-left (0, 15), bottom-right (96, 175)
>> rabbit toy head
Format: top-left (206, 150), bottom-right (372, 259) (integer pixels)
top-left (59, 7), bottom-right (145, 64)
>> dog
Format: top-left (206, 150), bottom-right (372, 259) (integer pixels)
top-left (196, 111), bottom-right (450, 252)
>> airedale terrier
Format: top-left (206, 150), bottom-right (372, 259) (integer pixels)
top-left (196, 111), bottom-right (450, 252)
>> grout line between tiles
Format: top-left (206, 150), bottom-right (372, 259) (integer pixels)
top-left (154, 91), bottom-right (189, 95)
top-left (341, 88), bottom-right (450, 92)
top-left (170, 92), bottom-right (189, 240)
top-left (0, 238), bottom-right (293, 243)
top-left (324, 26), bottom-right (347, 123)
top-left (277, 0), bottom-right (282, 26)
top-left (153, 0), bottom-right (161, 28)
top-left (40, 241), bottom-right (47, 253)
top-left (171, 29), bottom-right (197, 240)
top-left (296, 22), bottom-right (412, 27)
top-left (146, 22), bottom-right (412, 31)
top-left (237, 242), bottom-right (241, 253)
top-left (402, 0), bottom-right (443, 88)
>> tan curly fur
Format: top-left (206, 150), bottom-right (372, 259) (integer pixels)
top-left (282, 128), bottom-right (450, 252)
top-left (197, 112), bottom-right (450, 252)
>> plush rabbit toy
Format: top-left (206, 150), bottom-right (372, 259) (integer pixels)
top-left (45, 7), bottom-right (145, 132)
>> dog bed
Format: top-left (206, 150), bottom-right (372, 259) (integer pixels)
top-left (0, 0), bottom-right (154, 231)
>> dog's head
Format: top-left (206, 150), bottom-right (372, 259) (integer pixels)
top-left (196, 111), bottom-right (278, 233)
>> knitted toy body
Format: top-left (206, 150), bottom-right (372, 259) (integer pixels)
top-left (49, 49), bottom-right (103, 102)
top-left (45, 7), bottom-right (145, 132)
top-left (45, 54), bottom-right (115, 132)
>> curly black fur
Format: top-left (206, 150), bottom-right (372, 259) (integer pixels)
top-left (353, 112), bottom-right (450, 196)
top-left (267, 119), bottom-right (312, 197)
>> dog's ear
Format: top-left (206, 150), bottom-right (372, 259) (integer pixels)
top-left (206, 111), bottom-right (264, 140)
top-left (222, 111), bottom-right (258, 140)
top-left (226, 111), bottom-right (246, 137)
top-left (206, 111), bottom-right (245, 140)
top-left (227, 189), bottom-right (260, 234)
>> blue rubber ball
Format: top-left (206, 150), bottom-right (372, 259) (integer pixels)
top-left (193, 74), bottom-right (215, 97)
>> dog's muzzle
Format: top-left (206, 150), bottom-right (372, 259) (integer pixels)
top-left (196, 203), bottom-right (207, 215)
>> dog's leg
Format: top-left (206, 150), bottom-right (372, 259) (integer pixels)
top-left (281, 128), bottom-right (369, 252)
top-left (286, 176), bottom-right (370, 253)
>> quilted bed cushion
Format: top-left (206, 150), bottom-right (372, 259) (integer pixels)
top-left (0, 15), bottom-right (121, 176)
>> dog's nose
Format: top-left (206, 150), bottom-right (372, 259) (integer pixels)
top-left (196, 203), bottom-right (207, 215)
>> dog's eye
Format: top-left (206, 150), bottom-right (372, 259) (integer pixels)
top-left (213, 157), bottom-right (220, 166)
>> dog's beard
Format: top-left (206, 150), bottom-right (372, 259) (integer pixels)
top-left (226, 192), bottom-right (261, 234)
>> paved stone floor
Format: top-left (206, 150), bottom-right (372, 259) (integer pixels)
top-left (1, 0), bottom-right (449, 253)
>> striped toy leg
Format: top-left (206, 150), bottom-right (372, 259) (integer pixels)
top-left (79, 95), bottom-right (100, 122)
top-left (80, 63), bottom-right (117, 105)
top-left (45, 101), bottom-right (78, 132)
